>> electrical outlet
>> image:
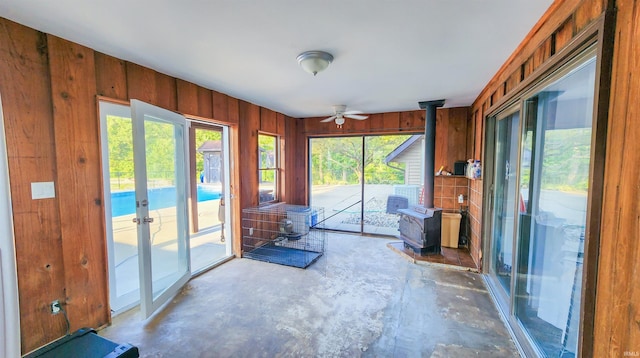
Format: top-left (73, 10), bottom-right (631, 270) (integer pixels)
top-left (50, 300), bottom-right (61, 315)
top-left (249, 227), bottom-right (254, 236)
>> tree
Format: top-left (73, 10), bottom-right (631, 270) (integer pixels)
top-left (310, 135), bottom-right (411, 185)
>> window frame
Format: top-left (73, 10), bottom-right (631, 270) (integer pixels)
top-left (258, 132), bottom-right (280, 205)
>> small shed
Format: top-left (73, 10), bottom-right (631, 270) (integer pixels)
top-left (197, 140), bottom-right (222, 183)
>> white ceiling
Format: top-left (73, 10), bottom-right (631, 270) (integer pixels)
top-left (0, 0), bottom-right (553, 118)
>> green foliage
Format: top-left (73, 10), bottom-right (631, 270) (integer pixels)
top-left (519, 127), bottom-right (591, 193)
top-left (364, 136), bottom-right (408, 184)
top-left (540, 128), bottom-right (591, 192)
top-left (144, 121), bottom-right (176, 182)
top-left (106, 115), bottom-right (222, 190)
top-left (310, 135), bottom-right (411, 185)
top-left (258, 134), bottom-right (277, 169)
top-left (106, 115), bottom-right (134, 190)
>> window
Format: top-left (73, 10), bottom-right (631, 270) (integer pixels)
top-left (258, 133), bottom-right (279, 204)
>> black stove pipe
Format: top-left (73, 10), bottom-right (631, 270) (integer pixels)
top-left (418, 99), bottom-right (445, 209)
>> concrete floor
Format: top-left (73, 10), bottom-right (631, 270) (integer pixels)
top-left (100, 233), bottom-right (518, 357)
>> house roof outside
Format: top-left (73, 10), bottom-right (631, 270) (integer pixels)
top-left (197, 140), bottom-right (222, 153)
top-left (385, 135), bottom-right (423, 164)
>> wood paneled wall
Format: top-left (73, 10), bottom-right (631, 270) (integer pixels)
top-left (47, 35), bottom-right (109, 333)
top-left (435, 107), bottom-right (470, 173)
top-left (284, 116), bottom-right (307, 205)
top-left (0, 17), bottom-right (300, 354)
top-left (303, 109), bottom-right (425, 135)
top-left (239, 101), bottom-right (260, 211)
top-left (0, 20), bottom-right (66, 352)
top-left (594, 0), bottom-right (640, 355)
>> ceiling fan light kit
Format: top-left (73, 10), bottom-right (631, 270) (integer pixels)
top-left (296, 51), bottom-right (334, 76)
top-left (320, 104), bottom-right (369, 128)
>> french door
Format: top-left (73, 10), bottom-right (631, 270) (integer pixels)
top-left (100, 100), bottom-right (190, 318)
top-left (130, 100), bottom-right (190, 318)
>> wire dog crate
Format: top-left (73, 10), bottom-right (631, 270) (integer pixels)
top-left (242, 204), bottom-right (325, 268)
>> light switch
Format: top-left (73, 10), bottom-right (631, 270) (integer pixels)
top-left (31, 182), bottom-right (55, 200)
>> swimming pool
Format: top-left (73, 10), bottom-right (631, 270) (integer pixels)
top-left (111, 185), bottom-right (221, 217)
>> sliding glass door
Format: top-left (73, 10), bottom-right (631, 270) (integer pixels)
top-left (488, 110), bottom-right (520, 297)
top-left (309, 134), bottom-right (413, 234)
top-left (513, 55), bottom-right (596, 357)
top-left (485, 48), bottom-right (597, 357)
top-left (363, 135), bottom-right (414, 235)
top-left (309, 137), bottom-right (363, 232)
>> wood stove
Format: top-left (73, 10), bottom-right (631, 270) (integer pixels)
top-left (398, 207), bottom-right (442, 255)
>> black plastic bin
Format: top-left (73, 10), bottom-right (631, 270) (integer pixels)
top-left (459, 209), bottom-right (470, 247)
top-left (25, 328), bottom-right (139, 358)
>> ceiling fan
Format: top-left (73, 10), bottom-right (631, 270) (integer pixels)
top-left (320, 105), bottom-right (369, 128)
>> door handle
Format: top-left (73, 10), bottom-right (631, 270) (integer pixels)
top-left (133, 217), bottom-right (154, 224)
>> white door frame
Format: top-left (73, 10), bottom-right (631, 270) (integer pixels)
top-left (131, 100), bottom-right (191, 319)
top-left (0, 94), bottom-right (21, 357)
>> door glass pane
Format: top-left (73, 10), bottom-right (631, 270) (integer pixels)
top-left (363, 134), bottom-right (413, 235)
top-left (310, 137), bottom-right (362, 232)
top-left (143, 118), bottom-right (189, 300)
top-left (100, 102), bottom-right (140, 313)
top-left (514, 55), bottom-right (596, 357)
top-left (191, 127), bottom-right (228, 273)
top-left (490, 111), bottom-right (520, 294)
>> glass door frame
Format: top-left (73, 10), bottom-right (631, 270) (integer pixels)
top-left (100, 101), bottom-right (235, 317)
top-left (308, 135), bottom-right (364, 233)
top-left (481, 30), bottom-right (609, 357)
top-left (483, 104), bottom-right (523, 317)
top-left (308, 133), bottom-right (419, 235)
top-left (0, 93), bottom-right (21, 358)
top-left (100, 100), bottom-right (140, 314)
top-left (130, 99), bottom-right (191, 319)
top-left (187, 119), bottom-right (234, 273)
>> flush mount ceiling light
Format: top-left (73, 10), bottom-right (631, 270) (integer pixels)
top-left (296, 51), bottom-right (334, 76)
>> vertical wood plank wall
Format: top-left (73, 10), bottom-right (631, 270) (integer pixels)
top-left (594, 0), bottom-right (640, 356)
top-left (47, 36), bottom-right (109, 332)
top-left (0, 17), bottom-right (302, 354)
top-left (0, 21), bottom-right (66, 352)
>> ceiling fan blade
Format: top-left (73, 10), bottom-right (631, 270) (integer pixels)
top-left (320, 115), bottom-right (337, 123)
top-left (345, 114), bottom-right (369, 120)
top-left (344, 110), bottom-right (364, 115)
